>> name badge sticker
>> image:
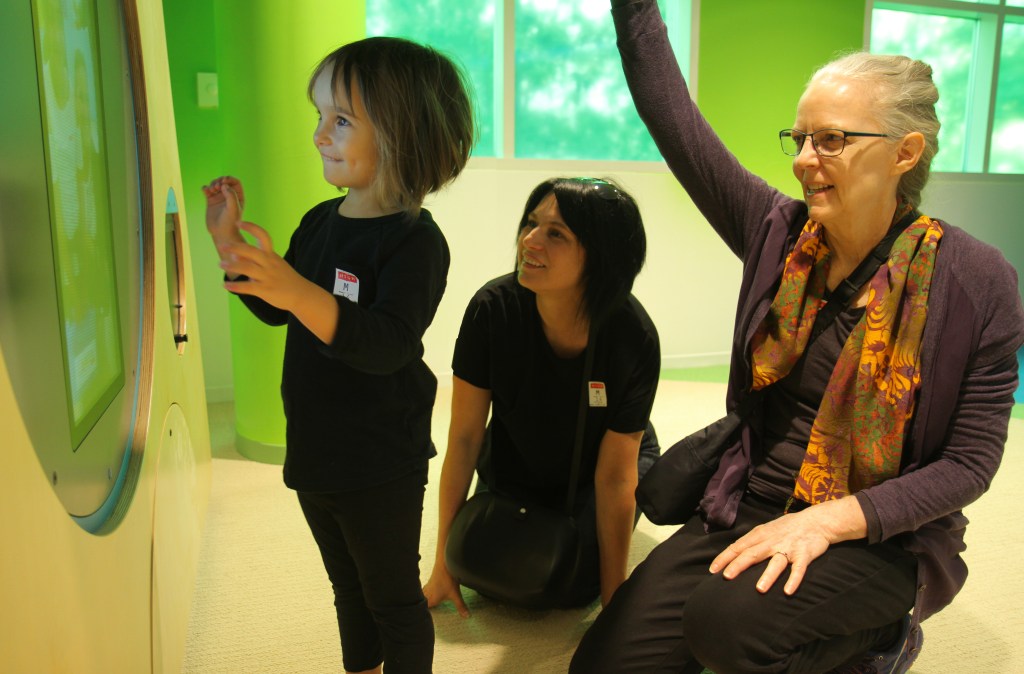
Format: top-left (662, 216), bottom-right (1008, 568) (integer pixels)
top-left (333, 269), bottom-right (360, 302)
top-left (588, 381), bottom-right (607, 408)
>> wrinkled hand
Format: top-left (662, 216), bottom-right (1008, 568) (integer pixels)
top-left (219, 221), bottom-right (309, 312)
top-left (203, 175), bottom-right (246, 247)
top-left (709, 507), bottom-right (834, 596)
top-left (423, 565), bottom-right (470, 618)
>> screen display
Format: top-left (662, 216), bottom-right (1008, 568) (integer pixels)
top-left (34, 0), bottom-right (124, 449)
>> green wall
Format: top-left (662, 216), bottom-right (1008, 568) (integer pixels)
top-left (698, 0), bottom-right (865, 196)
top-left (163, 0), bottom-right (230, 403)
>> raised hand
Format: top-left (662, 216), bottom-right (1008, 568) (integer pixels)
top-left (203, 175), bottom-right (247, 249)
top-left (219, 221), bottom-right (307, 311)
top-left (218, 220), bottom-right (340, 344)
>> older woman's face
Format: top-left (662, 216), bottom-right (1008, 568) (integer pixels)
top-left (792, 76), bottom-right (903, 230)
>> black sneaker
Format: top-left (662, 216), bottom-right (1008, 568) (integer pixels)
top-left (830, 615), bottom-right (923, 674)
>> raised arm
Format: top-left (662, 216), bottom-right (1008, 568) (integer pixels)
top-left (203, 175), bottom-right (247, 265)
top-left (204, 176), bottom-right (290, 326)
top-left (611, 0), bottom-right (786, 257)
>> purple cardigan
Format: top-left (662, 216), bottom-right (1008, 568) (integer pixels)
top-left (613, 0), bottom-right (1024, 622)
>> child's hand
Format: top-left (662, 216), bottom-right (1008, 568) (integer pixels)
top-left (203, 176), bottom-right (246, 248)
top-left (219, 221), bottom-right (309, 313)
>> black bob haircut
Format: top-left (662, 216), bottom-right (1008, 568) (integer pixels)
top-left (516, 177), bottom-right (646, 328)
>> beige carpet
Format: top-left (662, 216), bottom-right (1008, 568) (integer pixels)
top-left (184, 381), bottom-right (1024, 673)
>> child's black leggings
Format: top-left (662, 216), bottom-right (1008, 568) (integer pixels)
top-left (298, 468), bottom-right (432, 674)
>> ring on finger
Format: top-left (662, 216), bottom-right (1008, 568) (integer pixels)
top-left (772, 551), bottom-right (791, 563)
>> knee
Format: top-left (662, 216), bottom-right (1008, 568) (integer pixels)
top-left (570, 607), bottom-right (620, 673)
top-left (332, 580), bottom-right (368, 606)
top-left (570, 585), bottom-right (640, 673)
top-left (570, 628), bottom-right (616, 674)
top-left (683, 577), bottom-right (761, 672)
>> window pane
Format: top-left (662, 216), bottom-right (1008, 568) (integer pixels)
top-left (514, 0), bottom-right (663, 161)
top-left (367, 0), bottom-right (497, 157)
top-left (992, 20), bottom-right (1024, 173)
top-left (870, 8), bottom-right (976, 172)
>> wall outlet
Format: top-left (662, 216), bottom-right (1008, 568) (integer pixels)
top-left (197, 72), bottom-right (218, 109)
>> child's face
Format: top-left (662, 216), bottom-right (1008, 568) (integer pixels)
top-left (312, 65), bottom-right (378, 195)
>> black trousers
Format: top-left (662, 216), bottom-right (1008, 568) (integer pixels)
top-left (570, 497), bottom-right (917, 674)
top-left (298, 468), bottom-right (433, 673)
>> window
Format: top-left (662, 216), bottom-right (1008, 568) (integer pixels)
top-left (367, 0), bottom-right (693, 162)
top-left (870, 0), bottom-right (1024, 173)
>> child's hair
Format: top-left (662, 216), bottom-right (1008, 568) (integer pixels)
top-left (308, 37), bottom-right (475, 218)
top-left (516, 177), bottom-right (647, 328)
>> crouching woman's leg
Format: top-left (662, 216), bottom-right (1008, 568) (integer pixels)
top-left (570, 505), bottom-right (757, 674)
top-left (683, 538), bottom-right (917, 674)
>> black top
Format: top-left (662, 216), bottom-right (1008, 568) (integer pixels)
top-left (238, 197), bottom-right (449, 492)
top-left (748, 304), bottom-right (866, 504)
top-left (452, 274), bottom-right (660, 509)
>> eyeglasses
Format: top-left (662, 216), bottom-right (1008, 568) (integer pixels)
top-left (573, 177), bottom-right (621, 201)
top-left (778, 128), bottom-right (890, 157)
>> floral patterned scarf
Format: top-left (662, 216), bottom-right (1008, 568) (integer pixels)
top-left (750, 212), bottom-right (943, 504)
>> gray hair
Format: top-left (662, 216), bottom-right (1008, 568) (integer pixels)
top-left (811, 53), bottom-right (940, 208)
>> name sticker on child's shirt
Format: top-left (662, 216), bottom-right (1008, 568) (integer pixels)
top-left (333, 269), bottom-right (360, 303)
top-left (588, 381), bottom-right (607, 408)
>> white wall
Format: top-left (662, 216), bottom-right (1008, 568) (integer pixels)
top-left (921, 173), bottom-right (1024, 298)
top-left (421, 165), bottom-right (1024, 382)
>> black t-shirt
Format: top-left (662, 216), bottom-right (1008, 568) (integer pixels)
top-left (748, 304), bottom-right (867, 504)
top-left (238, 197), bottom-right (449, 492)
top-left (452, 274), bottom-right (660, 508)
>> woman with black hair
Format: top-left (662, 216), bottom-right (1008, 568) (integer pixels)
top-left (423, 177), bottom-right (661, 614)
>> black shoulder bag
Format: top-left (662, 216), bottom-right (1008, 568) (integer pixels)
top-left (636, 211), bottom-right (919, 525)
top-left (445, 333), bottom-right (596, 609)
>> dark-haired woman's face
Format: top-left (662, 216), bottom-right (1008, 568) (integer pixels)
top-left (516, 193), bottom-right (586, 300)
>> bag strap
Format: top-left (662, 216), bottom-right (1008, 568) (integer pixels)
top-left (563, 326), bottom-right (597, 515)
top-left (809, 209), bottom-right (919, 345)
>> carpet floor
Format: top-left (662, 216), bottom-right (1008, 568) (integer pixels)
top-left (184, 380), bottom-right (1024, 673)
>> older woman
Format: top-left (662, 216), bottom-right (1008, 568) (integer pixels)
top-left (571, 1), bottom-right (1024, 673)
top-left (424, 177), bottom-right (660, 614)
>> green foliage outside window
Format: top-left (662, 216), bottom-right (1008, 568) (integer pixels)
top-left (513, 0), bottom-right (662, 161)
top-left (368, 0), bottom-right (685, 161)
top-left (366, 0), bottom-right (497, 157)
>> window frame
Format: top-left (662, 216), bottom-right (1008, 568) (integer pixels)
top-left (867, 0), bottom-right (1024, 174)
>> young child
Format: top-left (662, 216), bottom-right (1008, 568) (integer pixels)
top-left (203, 37), bottom-right (474, 674)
